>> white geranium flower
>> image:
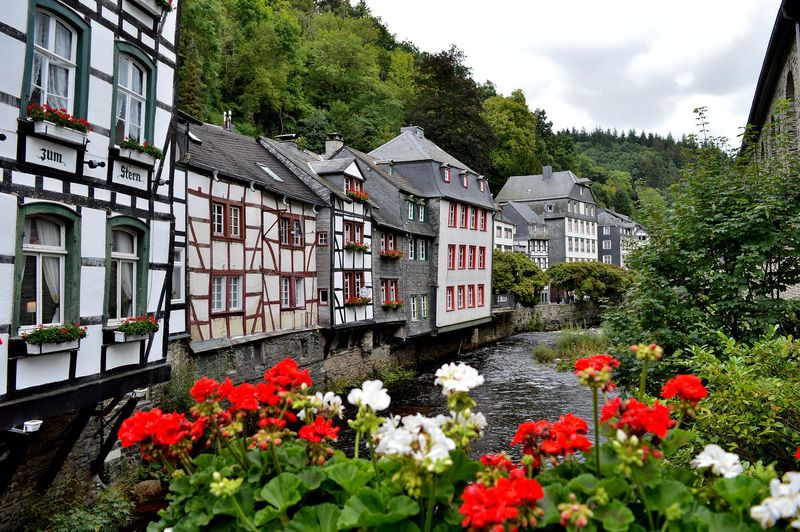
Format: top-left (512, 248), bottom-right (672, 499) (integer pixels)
top-left (450, 410), bottom-right (486, 430)
top-left (375, 414), bottom-right (455, 471)
top-left (751, 499), bottom-right (783, 529)
top-left (298, 391), bottom-right (344, 421)
top-left (434, 363), bottom-right (484, 394)
top-left (347, 380), bottom-right (391, 411)
top-left (375, 416), bottom-right (413, 455)
top-left (691, 444), bottom-right (743, 478)
top-left (783, 472), bottom-right (800, 495)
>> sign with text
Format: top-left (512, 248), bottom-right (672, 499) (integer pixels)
top-left (25, 136), bottom-right (78, 173)
top-left (112, 160), bottom-right (149, 191)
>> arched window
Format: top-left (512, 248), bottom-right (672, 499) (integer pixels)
top-left (115, 55), bottom-right (147, 143)
top-left (19, 216), bottom-right (66, 326)
top-left (30, 10), bottom-right (77, 112)
top-left (109, 229), bottom-right (138, 320)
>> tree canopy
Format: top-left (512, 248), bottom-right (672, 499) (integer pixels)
top-left (492, 251), bottom-right (548, 307)
top-left (547, 261), bottom-right (633, 303)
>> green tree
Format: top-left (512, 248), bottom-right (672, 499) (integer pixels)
top-left (492, 251), bottom-right (548, 307)
top-left (482, 89), bottom-right (538, 191)
top-left (409, 46), bottom-right (496, 175)
top-left (547, 261), bottom-right (633, 302)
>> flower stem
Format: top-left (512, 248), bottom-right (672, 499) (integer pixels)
top-left (231, 494), bottom-right (259, 532)
top-left (638, 359), bottom-right (649, 400)
top-left (354, 430), bottom-right (360, 459)
top-left (635, 480), bottom-right (655, 531)
top-left (424, 475), bottom-right (437, 532)
top-left (270, 444), bottom-right (282, 475)
top-left (592, 387), bottom-right (601, 476)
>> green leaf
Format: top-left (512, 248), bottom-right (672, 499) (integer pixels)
top-left (253, 506), bottom-right (281, 527)
top-left (298, 467), bottom-right (326, 493)
top-left (643, 478), bottom-right (693, 516)
top-left (593, 500), bottom-right (635, 532)
top-left (325, 462), bottom-right (373, 494)
top-left (713, 476), bottom-right (765, 511)
top-left (568, 474), bottom-right (599, 495)
top-left (260, 473), bottom-right (302, 512)
top-left (338, 487), bottom-right (419, 528)
top-left (662, 428), bottom-right (697, 457)
top-left (630, 459), bottom-right (663, 488)
top-left (539, 483), bottom-right (570, 526)
top-left (284, 503), bottom-right (341, 532)
top-left (598, 477), bottom-right (632, 500)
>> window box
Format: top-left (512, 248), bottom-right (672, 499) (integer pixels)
top-left (114, 331), bottom-right (149, 343)
top-left (345, 241), bottom-right (369, 253)
top-left (346, 189), bottom-right (370, 203)
top-left (344, 296), bottom-right (371, 307)
top-left (26, 339), bottom-right (80, 355)
top-left (33, 120), bottom-right (88, 146)
top-left (119, 148), bottom-right (157, 167)
top-left (381, 300), bottom-right (404, 310)
top-left (129, 0), bottom-right (173, 16)
top-left (380, 249), bottom-right (403, 260)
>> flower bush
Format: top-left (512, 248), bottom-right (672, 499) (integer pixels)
top-left (121, 347), bottom-right (800, 531)
top-left (346, 189), bottom-right (370, 203)
top-left (344, 296), bottom-right (371, 307)
top-left (344, 240), bottom-right (369, 252)
top-left (380, 249), bottom-right (404, 260)
top-left (23, 323), bottom-right (88, 345)
top-left (117, 315), bottom-right (159, 336)
top-left (119, 136), bottom-right (164, 159)
top-left (27, 103), bottom-right (91, 133)
top-left (155, 0), bottom-right (174, 12)
top-left (381, 299), bottom-right (404, 310)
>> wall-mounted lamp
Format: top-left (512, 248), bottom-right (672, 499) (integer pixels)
top-left (130, 387), bottom-right (148, 399)
top-left (84, 160), bottom-right (106, 169)
top-left (8, 419), bottom-right (43, 434)
top-left (0, 133), bottom-right (7, 141)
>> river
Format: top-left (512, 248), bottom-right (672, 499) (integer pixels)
top-left (339, 331), bottom-right (598, 459)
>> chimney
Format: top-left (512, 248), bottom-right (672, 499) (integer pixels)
top-left (275, 133), bottom-right (298, 150)
top-left (223, 110), bottom-right (232, 131)
top-left (542, 165), bottom-right (553, 180)
top-left (400, 125), bottom-right (425, 138)
top-left (325, 132), bottom-right (344, 159)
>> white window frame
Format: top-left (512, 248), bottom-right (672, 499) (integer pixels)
top-left (420, 294), bottom-right (429, 318)
top-left (292, 219), bottom-right (303, 247)
top-left (318, 231), bottom-right (328, 246)
top-left (408, 202), bottom-right (415, 220)
top-left (211, 276), bottom-right (226, 313)
top-left (418, 239), bottom-right (426, 261)
top-left (31, 10), bottom-right (77, 113)
top-left (418, 204), bottom-right (425, 222)
top-left (115, 54), bottom-right (147, 143)
top-left (411, 296), bottom-right (418, 320)
top-left (228, 275), bottom-right (242, 311)
top-left (171, 248), bottom-right (184, 303)
top-left (109, 228), bottom-right (138, 322)
top-left (409, 238), bottom-right (415, 260)
top-left (229, 206), bottom-right (241, 238)
top-left (603, 226), bottom-right (611, 235)
top-left (603, 240), bottom-right (611, 250)
top-left (19, 216), bottom-right (66, 329)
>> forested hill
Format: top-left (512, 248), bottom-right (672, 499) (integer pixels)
top-left (178, 0), bottom-right (681, 217)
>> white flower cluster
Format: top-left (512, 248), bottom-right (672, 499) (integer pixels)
top-left (347, 380), bottom-right (391, 411)
top-left (375, 413), bottom-right (456, 471)
top-left (298, 391), bottom-right (344, 421)
top-left (434, 363), bottom-right (484, 395)
top-left (750, 472), bottom-right (800, 529)
top-left (690, 444), bottom-right (743, 478)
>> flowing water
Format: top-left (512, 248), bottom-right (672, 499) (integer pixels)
top-left (340, 331), bottom-right (598, 459)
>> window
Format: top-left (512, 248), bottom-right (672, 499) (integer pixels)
top-left (418, 205), bottom-right (426, 222)
top-left (469, 207), bottom-right (477, 229)
top-left (443, 167), bottom-right (451, 183)
top-left (568, 237), bottom-right (573, 252)
top-left (115, 54), bottom-right (147, 142)
top-left (408, 238), bottom-right (415, 260)
top-left (480, 210), bottom-right (487, 231)
top-left (448, 204), bottom-right (456, 227)
top-left (408, 202), bottom-right (415, 220)
top-left (478, 247), bottom-right (486, 269)
top-left (292, 219), bottom-right (303, 246)
top-left (457, 286), bottom-right (465, 309)
top-left (417, 239), bottom-right (427, 261)
top-left (294, 278), bottom-right (305, 308)
top-left (344, 221), bottom-right (363, 243)
top-left (171, 249), bottom-right (184, 303)
top-left (446, 287), bottom-right (455, 311)
top-left (381, 233), bottom-right (397, 252)
top-left (212, 275), bottom-right (242, 313)
top-left (318, 231), bottom-right (328, 246)
top-left (603, 255), bottom-right (612, 264)
top-left (20, 216), bottom-right (66, 327)
top-left (279, 217), bottom-right (289, 244)
top-left (603, 240), bottom-right (611, 250)
top-left (29, 10), bottom-right (78, 113)
top-left (468, 285), bottom-right (475, 308)
top-left (345, 176), bottom-right (363, 193)
top-left (496, 226), bottom-right (502, 238)
top-left (504, 228), bottom-right (512, 239)
top-left (591, 240), bottom-right (596, 253)
top-left (603, 226), bottom-right (611, 235)
top-left (546, 204), bottom-right (553, 212)
top-left (381, 279), bottom-right (399, 303)
top-left (213, 202), bottom-right (244, 239)
top-left (458, 245), bottom-right (466, 269)
top-left (344, 272), bottom-right (365, 301)
top-left (109, 229), bottom-right (138, 320)
top-left (477, 285), bottom-right (485, 306)
top-left (479, 179), bottom-right (486, 192)
top-left (459, 205), bottom-right (467, 228)
top-left (568, 201), bottom-right (573, 213)
top-left (411, 296), bottom-right (418, 320)
top-left (319, 288), bottom-right (329, 305)
top-left (230, 206), bottom-right (241, 238)
top-left (462, 173), bottom-right (469, 188)
top-left (468, 246), bottom-right (476, 269)
top-left (420, 295), bottom-right (429, 318)
top-left (448, 245), bottom-right (456, 270)
top-left (212, 203), bottom-right (225, 235)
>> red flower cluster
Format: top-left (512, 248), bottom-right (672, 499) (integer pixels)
top-left (264, 358), bottom-right (312, 390)
top-left (574, 354), bottom-right (619, 391)
top-left (795, 446), bottom-right (800, 460)
top-left (117, 314), bottom-right (159, 335)
top-left (460, 471), bottom-right (544, 531)
top-left (344, 296), bottom-right (371, 307)
top-left (660, 374), bottom-right (707, 406)
top-left (601, 397), bottom-right (675, 439)
top-left (118, 408), bottom-right (194, 462)
top-left (511, 413), bottom-right (592, 469)
top-left (298, 415), bottom-right (340, 443)
top-left (27, 103), bottom-right (91, 133)
top-left (346, 188), bottom-right (370, 202)
top-left (380, 249), bottom-right (404, 260)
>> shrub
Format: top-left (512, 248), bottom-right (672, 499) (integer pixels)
top-left (22, 323), bottom-right (88, 345)
top-left (532, 345), bottom-right (557, 363)
top-left (539, 327), bottom-right (610, 370)
top-left (492, 250), bottom-right (548, 307)
top-left (527, 313), bottom-right (545, 332)
top-left (119, 136), bottom-right (164, 159)
top-left (48, 487), bottom-right (133, 532)
top-left (547, 261), bottom-right (633, 303)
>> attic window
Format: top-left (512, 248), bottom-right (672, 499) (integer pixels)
top-left (462, 173), bottom-right (468, 189)
top-left (479, 180), bottom-right (485, 192)
top-left (546, 204), bottom-right (553, 212)
top-left (443, 167), bottom-right (451, 183)
top-left (188, 131), bottom-right (201, 143)
top-left (257, 163), bottom-right (283, 182)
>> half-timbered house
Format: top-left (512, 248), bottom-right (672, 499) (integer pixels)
top-left (0, 0), bottom-right (179, 512)
top-left (175, 119), bottom-right (324, 354)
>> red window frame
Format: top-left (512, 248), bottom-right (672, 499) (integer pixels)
top-left (480, 210), bottom-right (487, 231)
top-left (279, 214), bottom-right (303, 248)
top-left (459, 204), bottom-right (467, 228)
top-left (443, 167), bottom-right (451, 183)
top-left (468, 246), bottom-right (476, 269)
top-left (448, 204), bottom-right (456, 227)
top-left (458, 245), bottom-right (466, 269)
top-left (462, 173), bottom-right (468, 188)
top-left (381, 232), bottom-right (397, 252)
top-left (318, 288), bottom-right (329, 306)
top-left (344, 221), bottom-right (364, 243)
top-left (479, 180), bottom-right (486, 192)
top-left (344, 271), bottom-right (366, 301)
top-left (211, 199), bottom-right (245, 240)
top-left (468, 285), bottom-right (475, 308)
top-left (478, 246), bottom-right (486, 269)
top-left (345, 176), bottom-right (363, 192)
top-left (457, 285), bottom-right (465, 309)
top-left (469, 207), bottom-right (477, 230)
top-left (381, 279), bottom-right (399, 303)
top-left (448, 245), bottom-right (456, 270)
top-left (478, 284), bottom-right (485, 306)
top-left (280, 275), bottom-right (306, 310)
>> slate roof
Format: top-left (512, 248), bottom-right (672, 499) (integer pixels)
top-left (495, 170), bottom-right (587, 202)
top-left (369, 126), bottom-right (474, 172)
top-left (309, 158), bottom-right (354, 176)
top-left (259, 137), bottom-right (349, 202)
top-left (500, 201), bottom-right (548, 240)
top-left (598, 208), bottom-right (636, 228)
top-left (344, 147), bottom-right (427, 198)
top-left (185, 123), bottom-right (322, 205)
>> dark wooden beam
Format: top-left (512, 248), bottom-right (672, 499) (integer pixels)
top-left (91, 397), bottom-right (138, 474)
top-left (36, 405), bottom-right (94, 493)
top-left (0, 435), bottom-right (31, 496)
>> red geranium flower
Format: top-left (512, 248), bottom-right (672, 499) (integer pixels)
top-left (298, 415), bottom-right (340, 443)
top-left (227, 383), bottom-right (259, 412)
top-left (153, 412), bottom-right (189, 446)
top-left (459, 475), bottom-right (544, 531)
top-left (118, 408), bottom-right (163, 447)
top-left (795, 447), bottom-right (800, 460)
top-left (264, 358), bottom-right (312, 390)
top-left (190, 377), bottom-right (219, 402)
top-left (480, 453), bottom-right (516, 472)
top-left (574, 354), bottom-right (620, 391)
top-left (601, 397), bottom-right (675, 439)
top-left (660, 374), bottom-right (707, 406)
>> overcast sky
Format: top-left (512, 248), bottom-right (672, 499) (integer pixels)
top-left (363, 0), bottom-right (780, 143)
